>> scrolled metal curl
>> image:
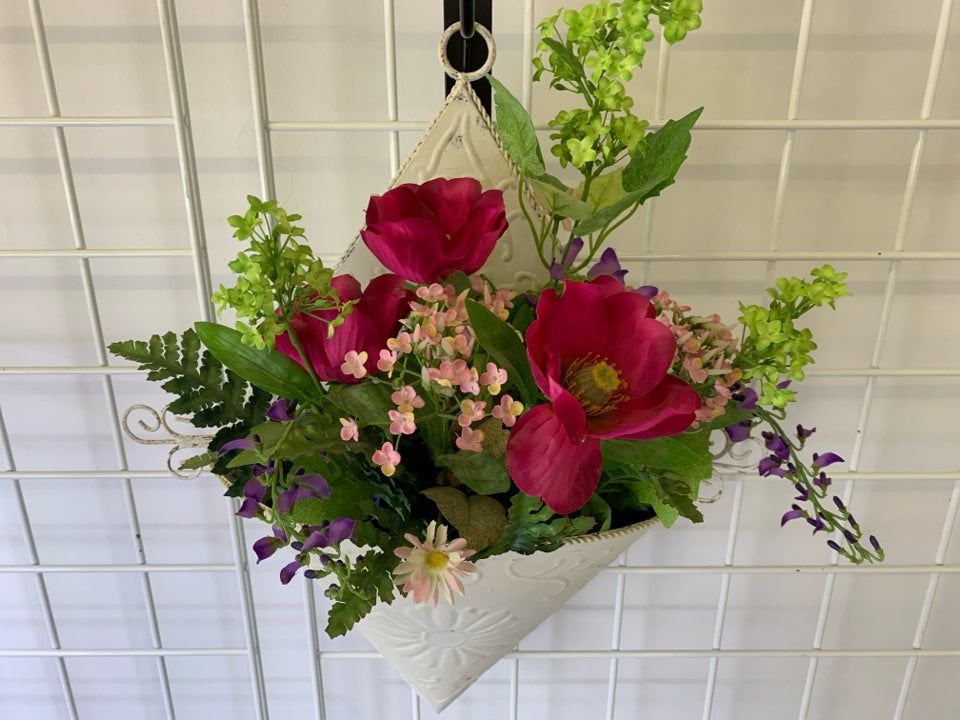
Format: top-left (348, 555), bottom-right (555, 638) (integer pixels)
top-left (121, 404), bottom-right (214, 480)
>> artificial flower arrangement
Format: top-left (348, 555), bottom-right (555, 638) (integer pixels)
top-left (111, 0), bottom-right (883, 639)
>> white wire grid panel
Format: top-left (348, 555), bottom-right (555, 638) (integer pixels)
top-left (1, 0), bottom-right (959, 718)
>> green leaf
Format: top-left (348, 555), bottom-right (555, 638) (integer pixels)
top-left (488, 75), bottom-right (545, 176)
top-left (436, 449), bottom-right (511, 495)
top-left (601, 436), bottom-right (700, 470)
top-left (694, 406), bottom-right (753, 432)
top-left (581, 493), bottom-right (613, 532)
top-left (632, 479), bottom-right (680, 527)
top-left (326, 590), bottom-right (373, 638)
top-left (290, 457), bottom-right (376, 525)
top-left (527, 176), bottom-right (592, 220)
top-left (323, 383), bottom-right (393, 426)
top-left (491, 492), bottom-right (556, 555)
top-left (580, 168), bottom-right (626, 210)
top-left (465, 300), bottom-right (538, 406)
top-left (573, 107), bottom-right (703, 236)
top-left (421, 487), bottom-right (508, 551)
top-left (194, 321), bottom-right (321, 402)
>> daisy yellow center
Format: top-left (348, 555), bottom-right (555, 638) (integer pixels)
top-left (564, 356), bottom-right (625, 416)
top-left (426, 550), bottom-right (449, 568)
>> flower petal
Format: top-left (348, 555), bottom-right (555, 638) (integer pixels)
top-left (505, 403), bottom-right (603, 514)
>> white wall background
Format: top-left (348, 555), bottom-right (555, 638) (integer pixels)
top-left (1, 1), bottom-right (959, 718)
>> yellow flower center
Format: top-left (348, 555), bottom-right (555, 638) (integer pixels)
top-left (426, 550), bottom-right (449, 569)
top-left (564, 356), bottom-right (625, 416)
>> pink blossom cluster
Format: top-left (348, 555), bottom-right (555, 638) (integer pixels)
top-left (349, 276), bottom-right (524, 477)
top-left (653, 290), bottom-right (741, 426)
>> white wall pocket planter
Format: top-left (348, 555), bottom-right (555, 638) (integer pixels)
top-left (357, 519), bottom-right (658, 712)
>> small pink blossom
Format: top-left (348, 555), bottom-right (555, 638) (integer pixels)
top-left (682, 355), bottom-right (708, 383)
top-left (456, 427), bottom-right (484, 452)
top-left (415, 283), bottom-right (450, 303)
top-left (440, 332), bottom-right (473, 358)
top-left (459, 367), bottom-right (481, 395)
top-left (340, 350), bottom-right (368, 379)
top-left (387, 331), bottom-right (413, 354)
top-left (479, 362), bottom-right (508, 394)
top-left (377, 349), bottom-right (398, 375)
top-left (391, 386), bottom-right (425, 415)
top-left (491, 395), bottom-right (524, 427)
top-left (372, 442), bottom-right (401, 477)
top-left (388, 410), bottom-right (416, 435)
top-left (457, 399), bottom-right (486, 428)
top-left (339, 417), bottom-right (359, 442)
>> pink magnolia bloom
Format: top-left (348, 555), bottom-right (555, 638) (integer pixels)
top-left (360, 177), bottom-right (508, 282)
top-left (393, 521), bottom-right (477, 606)
top-left (339, 418), bottom-right (359, 442)
top-left (505, 277), bottom-right (702, 514)
top-left (372, 441), bottom-right (401, 477)
top-left (275, 273), bottom-right (414, 384)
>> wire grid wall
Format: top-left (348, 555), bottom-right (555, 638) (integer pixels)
top-left (1, 1), bottom-right (959, 719)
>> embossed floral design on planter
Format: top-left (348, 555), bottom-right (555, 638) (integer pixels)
top-left (356, 518), bottom-right (658, 712)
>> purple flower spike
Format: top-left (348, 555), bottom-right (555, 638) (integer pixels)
top-left (847, 514), bottom-right (859, 529)
top-left (869, 535), bottom-right (882, 551)
top-left (279, 561), bottom-right (301, 585)
top-left (737, 387), bottom-right (758, 410)
top-left (827, 540), bottom-right (842, 553)
top-left (781, 506), bottom-right (805, 526)
top-left (796, 424), bottom-right (816, 439)
top-left (794, 483), bottom-right (809, 501)
top-left (807, 516), bottom-right (825, 533)
top-left (723, 420), bottom-right (752, 443)
top-left (842, 529), bottom-right (857, 544)
top-left (758, 456), bottom-right (785, 477)
top-left (587, 247), bottom-right (628, 285)
top-left (833, 496), bottom-right (846, 512)
top-left (812, 452), bottom-right (844, 470)
top-left (635, 285), bottom-right (658, 299)
top-left (266, 397), bottom-right (298, 422)
top-left (326, 517), bottom-right (356, 543)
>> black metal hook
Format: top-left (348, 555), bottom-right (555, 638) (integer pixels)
top-left (443, 0), bottom-right (492, 113)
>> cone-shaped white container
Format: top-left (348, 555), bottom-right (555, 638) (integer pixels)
top-left (356, 518), bottom-right (658, 712)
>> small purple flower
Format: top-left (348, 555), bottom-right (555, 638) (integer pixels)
top-left (293, 469), bottom-right (330, 498)
top-left (550, 237), bottom-right (584, 280)
top-left (634, 285), bottom-right (658, 299)
top-left (869, 535), bottom-right (882, 552)
top-left (813, 471), bottom-right (832, 487)
top-left (252, 534), bottom-right (286, 563)
top-left (300, 529), bottom-right (330, 552)
top-left (758, 456), bottom-right (785, 477)
top-left (794, 483), bottom-right (809, 501)
top-left (812, 452), bottom-right (844, 470)
top-left (279, 560), bottom-right (302, 585)
top-left (847, 514), bottom-right (858, 530)
top-left (737, 387), bottom-right (758, 410)
top-left (250, 462), bottom-right (275, 477)
top-left (762, 431), bottom-right (791, 460)
top-left (723, 420), bottom-right (752, 443)
top-left (325, 517), bottom-right (356, 543)
top-left (827, 540), bottom-right (842, 553)
top-left (266, 398), bottom-right (298, 422)
top-left (833, 496), bottom-right (846, 512)
top-left (781, 505), bottom-right (805, 526)
top-left (236, 480), bottom-right (268, 518)
top-left (842, 529), bottom-right (857, 544)
top-left (219, 435), bottom-right (258, 454)
top-left (587, 247), bottom-right (628, 285)
top-left (776, 379), bottom-right (792, 389)
top-left (796, 424), bottom-right (816, 439)
top-left (807, 516), bottom-right (825, 533)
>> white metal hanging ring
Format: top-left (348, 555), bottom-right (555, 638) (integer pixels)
top-left (439, 22), bottom-right (495, 82)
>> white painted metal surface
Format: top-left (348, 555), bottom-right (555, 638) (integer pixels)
top-left (1, 1), bottom-right (959, 718)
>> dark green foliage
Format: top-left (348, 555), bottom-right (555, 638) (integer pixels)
top-left (109, 329), bottom-right (273, 431)
top-left (490, 492), bottom-right (594, 555)
top-left (324, 550), bottom-right (399, 638)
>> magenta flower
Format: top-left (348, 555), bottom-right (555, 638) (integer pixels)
top-left (360, 177), bottom-right (508, 282)
top-left (505, 277), bottom-right (702, 514)
top-left (275, 273), bottom-right (414, 384)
